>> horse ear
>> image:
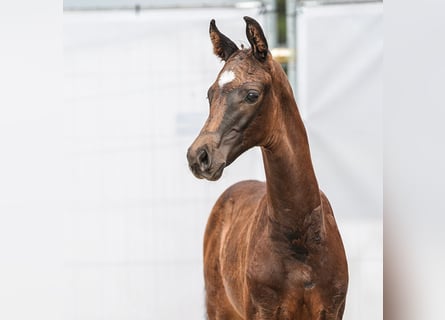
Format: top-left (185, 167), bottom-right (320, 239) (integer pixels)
top-left (209, 19), bottom-right (239, 62)
top-left (243, 16), bottom-right (269, 61)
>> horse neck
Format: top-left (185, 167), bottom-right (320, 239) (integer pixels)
top-left (261, 69), bottom-right (321, 232)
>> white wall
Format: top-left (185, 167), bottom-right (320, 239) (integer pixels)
top-left (296, 3), bottom-right (383, 319)
top-left (64, 8), bottom-right (265, 319)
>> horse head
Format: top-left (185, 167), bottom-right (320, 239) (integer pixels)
top-left (187, 16), bottom-right (279, 181)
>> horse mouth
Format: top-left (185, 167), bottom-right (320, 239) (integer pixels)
top-left (207, 163), bottom-right (226, 181)
top-left (190, 161), bottom-right (226, 181)
top-left (190, 162), bottom-right (226, 181)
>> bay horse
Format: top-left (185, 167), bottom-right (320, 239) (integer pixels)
top-left (186, 17), bottom-right (348, 319)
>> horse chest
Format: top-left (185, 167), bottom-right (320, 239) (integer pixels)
top-left (217, 199), bottom-right (323, 316)
top-left (245, 238), bottom-right (314, 305)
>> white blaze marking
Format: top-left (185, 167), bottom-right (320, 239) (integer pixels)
top-left (218, 70), bottom-right (236, 88)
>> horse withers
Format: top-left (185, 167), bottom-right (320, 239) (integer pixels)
top-left (187, 17), bottom-right (348, 319)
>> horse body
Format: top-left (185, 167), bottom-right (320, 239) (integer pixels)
top-left (206, 182), bottom-right (347, 319)
top-left (187, 17), bottom-right (348, 319)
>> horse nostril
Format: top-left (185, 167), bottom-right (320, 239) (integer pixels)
top-left (198, 149), bottom-right (210, 171)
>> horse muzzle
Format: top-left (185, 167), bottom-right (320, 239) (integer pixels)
top-left (187, 141), bottom-right (226, 181)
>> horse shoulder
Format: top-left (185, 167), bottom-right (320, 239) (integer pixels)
top-left (206, 179), bottom-right (266, 228)
top-left (203, 180), bottom-right (266, 310)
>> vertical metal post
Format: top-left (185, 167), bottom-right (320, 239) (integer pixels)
top-left (263, 0), bottom-right (277, 49)
top-left (286, 0), bottom-right (298, 97)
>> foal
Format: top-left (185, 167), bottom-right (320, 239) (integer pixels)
top-left (187, 17), bottom-right (348, 319)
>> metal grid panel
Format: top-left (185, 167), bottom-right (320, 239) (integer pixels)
top-left (295, 2), bottom-right (383, 319)
top-left (64, 0), bottom-right (265, 10)
top-left (299, 0), bottom-right (382, 5)
top-left (64, 8), bottom-right (265, 319)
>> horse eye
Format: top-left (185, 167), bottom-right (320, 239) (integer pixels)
top-left (245, 91), bottom-right (259, 104)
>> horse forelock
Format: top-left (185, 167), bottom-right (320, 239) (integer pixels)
top-left (216, 49), bottom-right (273, 92)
